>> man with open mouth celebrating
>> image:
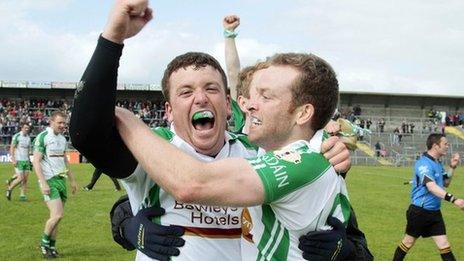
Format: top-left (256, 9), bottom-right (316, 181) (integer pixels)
top-left (70, 0), bottom-right (352, 260)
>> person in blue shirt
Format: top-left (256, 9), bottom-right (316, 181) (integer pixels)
top-left (393, 133), bottom-right (463, 261)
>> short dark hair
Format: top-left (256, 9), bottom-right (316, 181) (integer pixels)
top-left (253, 53), bottom-right (339, 131)
top-left (161, 52), bottom-right (228, 102)
top-left (426, 133), bottom-right (445, 150)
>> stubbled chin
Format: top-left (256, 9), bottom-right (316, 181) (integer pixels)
top-left (247, 127), bottom-right (262, 143)
top-left (248, 124), bottom-right (260, 134)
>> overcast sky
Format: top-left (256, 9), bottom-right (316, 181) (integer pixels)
top-left (0, 0), bottom-right (463, 97)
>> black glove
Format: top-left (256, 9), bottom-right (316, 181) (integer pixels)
top-left (298, 216), bottom-right (354, 261)
top-left (110, 195), bottom-right (136, 250)
top-left (110, 195), bottom-right (185, 260)
top-left (123, 207), bottom-right (185, 260)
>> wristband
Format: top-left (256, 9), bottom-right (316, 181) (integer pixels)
top-left (444, 171), bottom-right (453, 179)
top-left (444, 193), bottom-right (456, 203)
top-left (337, 172), bottom-right (347, 179)
top-left (224, 29), bottom-right (238, 38)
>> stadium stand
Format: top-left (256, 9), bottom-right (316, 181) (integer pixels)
top-left (0, 98), bottom-right (167, 144)
top-left (0, 81), bottom-right (168, 163)
top-left (339, 92), bottom-right (464, 166)
top-left (0, 81), bottom-right (463, 166)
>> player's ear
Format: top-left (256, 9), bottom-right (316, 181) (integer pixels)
top-left (237, 96), bottom-right (248, 113)
top-left (165, 101), bottom-right (174, 123)
top-left (295, 103), bottom-right (314, 126)
top-left (225, 94), bottom-right (232, 120)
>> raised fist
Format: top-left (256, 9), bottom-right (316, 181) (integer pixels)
top-left (223, 15), bottom-right (240, 31)
top-left (102, 0), bottom-right (153, 44)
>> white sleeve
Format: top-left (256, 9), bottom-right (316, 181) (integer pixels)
top-left (120, 164), bottom-right (152, 215)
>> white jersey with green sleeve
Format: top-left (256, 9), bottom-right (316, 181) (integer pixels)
top-left (230, 99), bottom-right (246, 134)
top-left (12, 131), bottom-right (31, 161)
top-left (241, 130), bottom-right (351, 261)
top-left (34, 127), bottom-right (68, 180)
top-left (121, 124), bottom-right (263, 261)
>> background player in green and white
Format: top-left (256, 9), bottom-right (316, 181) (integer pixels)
top-left (6, 123), bottom-right (32, 201)
top-left (33, 111), bottom-right (78, 258)
top-left (115, 52), bottom-right (350, 260)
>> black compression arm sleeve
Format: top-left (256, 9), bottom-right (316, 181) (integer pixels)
top-left (70, 35), bottom-right (137, 178)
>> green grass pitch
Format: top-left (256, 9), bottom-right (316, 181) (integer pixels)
top-left (1, 164), bottom-right (463, 260)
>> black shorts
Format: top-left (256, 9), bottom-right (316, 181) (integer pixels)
top-left (405, 204), bottom-right (446, 238)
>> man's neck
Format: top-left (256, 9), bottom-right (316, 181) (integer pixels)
top-left (426, 150), bottom-right (441, 160)
top-left (196, 140), bottom-right (227, 158)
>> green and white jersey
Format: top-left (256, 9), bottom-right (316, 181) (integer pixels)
top-left (241, 130), bottom-right (351, 261)
top-left (11, 131), bottom-right (31, 161)
top-left (34, 127), bottom-right (68, 180)
top-left (121, 124), bottom-right (263, 261)
top-left (230, 99), bottom-right (246, 134)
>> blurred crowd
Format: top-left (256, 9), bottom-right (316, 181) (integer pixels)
top-left (336, 105), bottom-right (464, 148)
top-left (340, 106), bottom-right (463, 133)
top-left (2, 98), bottom-right (463, 146)
top-left (116, 100), bottom-right (168, 127)
top-left (0, 98), bottom-right (168, 144)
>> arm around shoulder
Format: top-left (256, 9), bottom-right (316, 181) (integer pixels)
top-left (115, 107), bottom-right (265, 207)
top-left (177, 158), bottom-right (265, 207)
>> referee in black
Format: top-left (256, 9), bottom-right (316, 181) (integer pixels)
top-left (393, 134), bottom-right (463, 261)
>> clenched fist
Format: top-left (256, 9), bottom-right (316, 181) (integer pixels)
top-left (223, 15), bottom-right (240, 31)
top-left (102, 0), bottom-right (154, 44)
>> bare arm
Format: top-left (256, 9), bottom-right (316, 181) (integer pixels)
top-left (426, 180), bottom-right (450, 199)
top-left (223, 15), bottom-right (241, 99)
top-left (425, 179), bottom-right (464, 209)
top-left (115, 107), bottom-right (264, 207)
top-left (9, 140), bottom-right (16, 165)
top-left (28, 142), bottom-right (32, 162)
top-left (444, 171), bottom-right (453, 187)
top-left (64, 153), bottom-right (78, 194)
top-left (444, 153), bottom-right (460, 187)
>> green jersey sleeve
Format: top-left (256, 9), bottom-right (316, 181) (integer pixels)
top-left (34, 132), bottom-right (47, 154)
top-left (11, 133), bottom-right (19, 146)
top-left (247, 141), bottom-right (331, 203)
top-left (152, 127), bottom-right (175, 141)
top-left (230, 99), bottom-right (245, 133)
